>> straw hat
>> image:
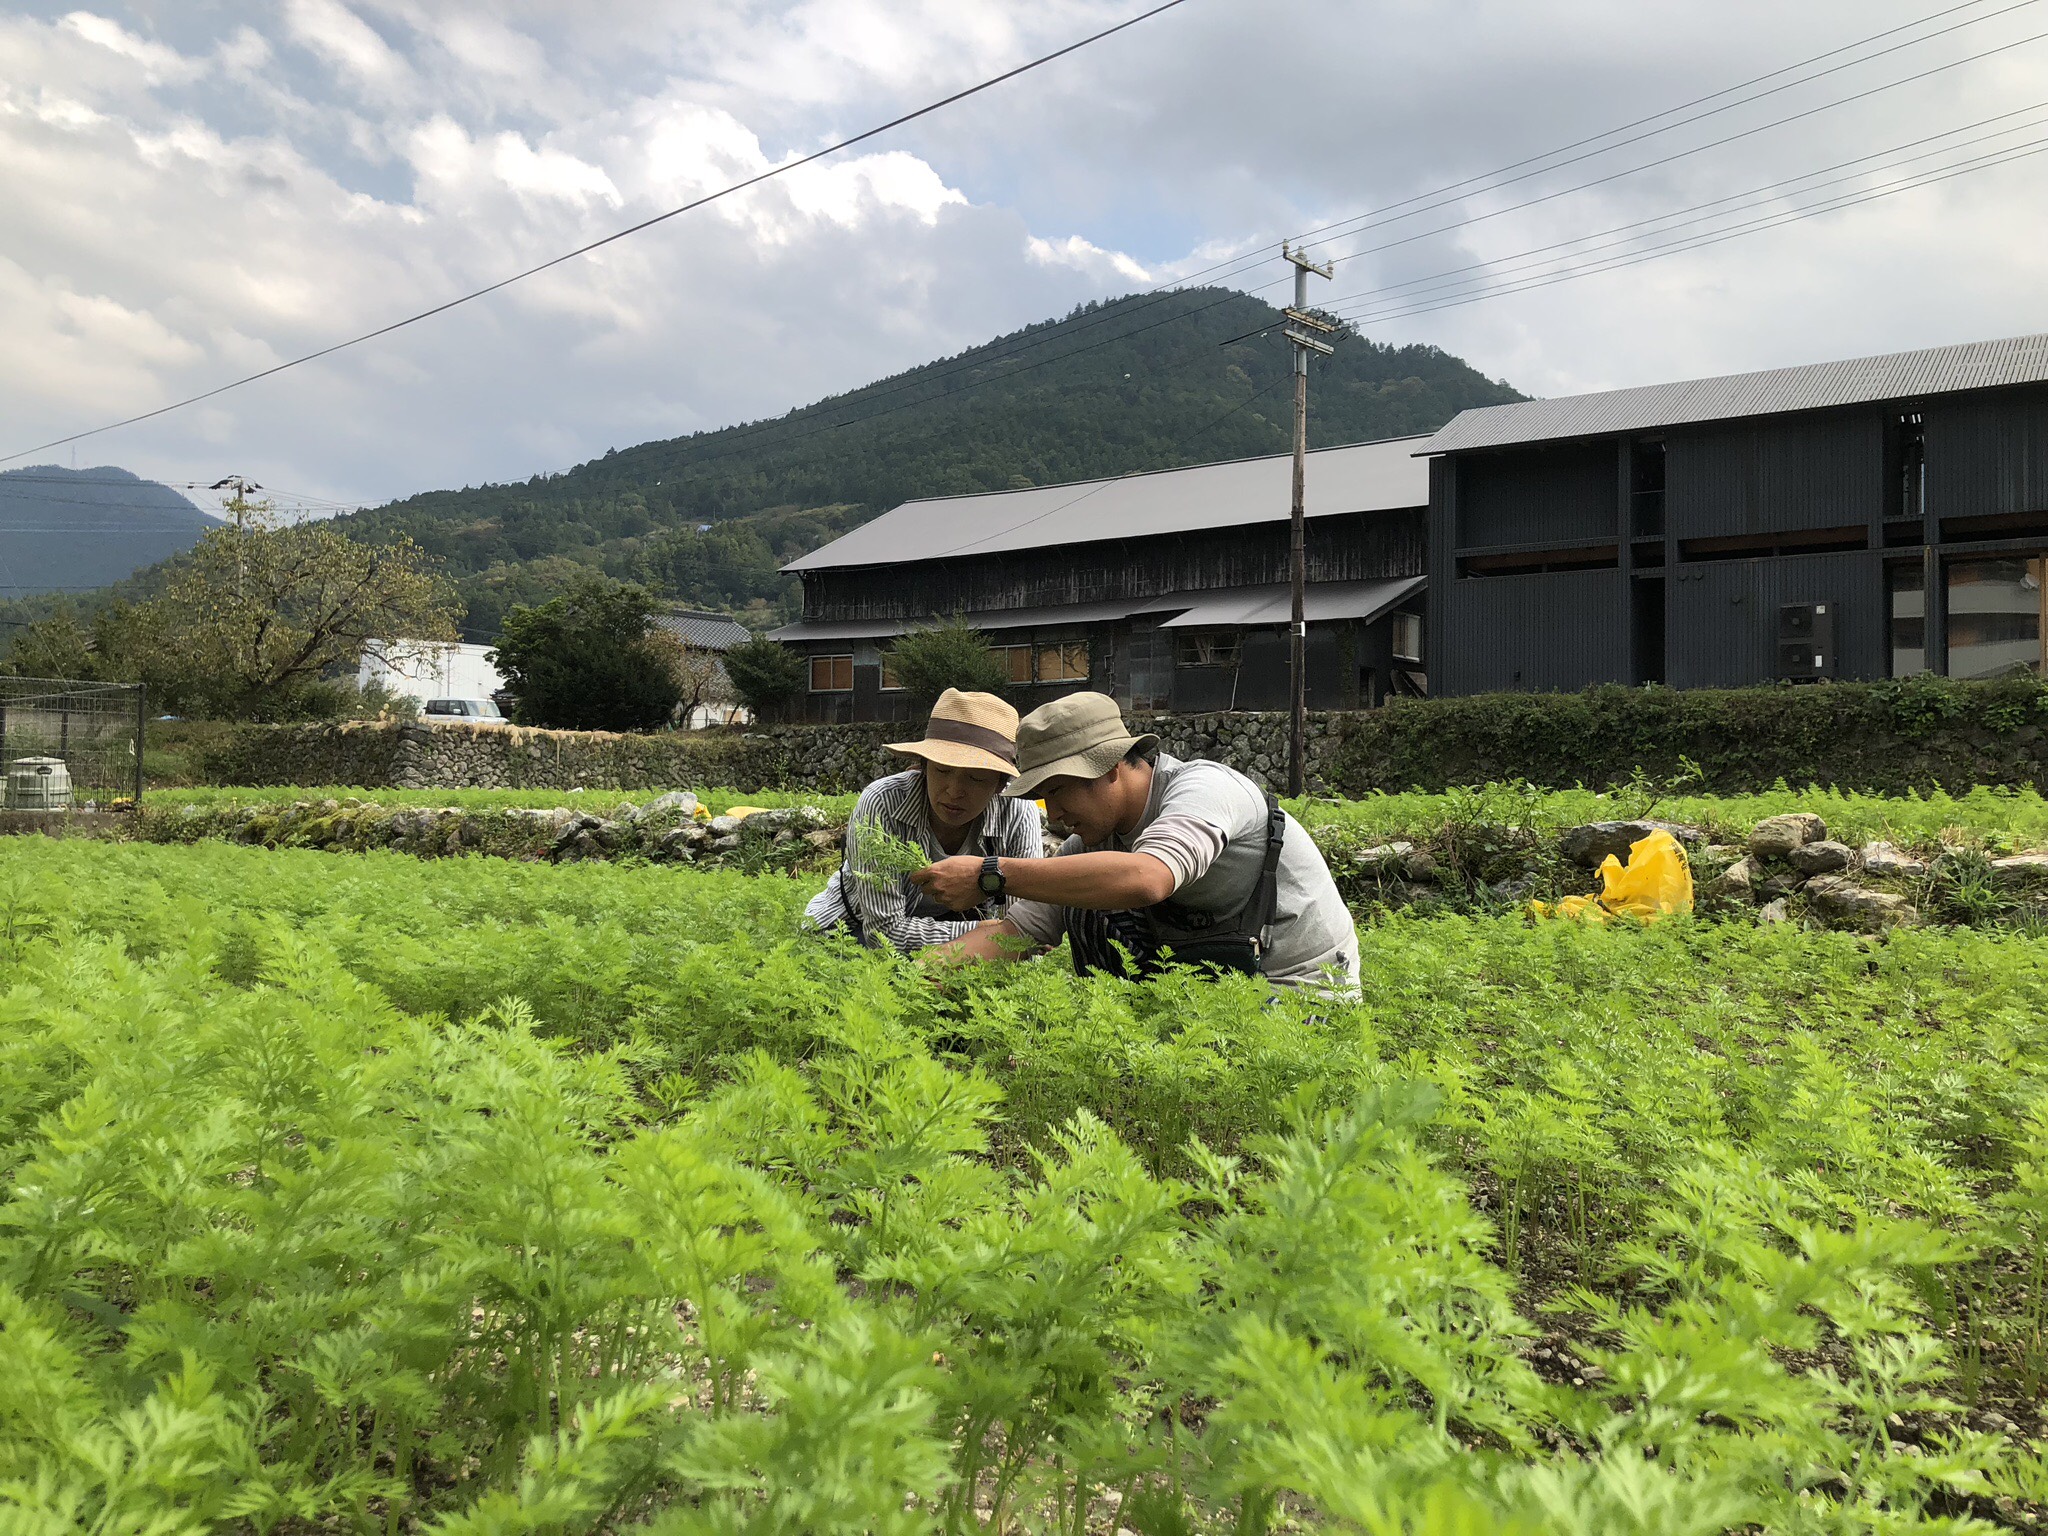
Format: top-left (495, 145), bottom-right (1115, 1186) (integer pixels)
top-left (1002, 691), bottom-right (1158, 799)
top-left (885, 689), bottom-right (1020, 777)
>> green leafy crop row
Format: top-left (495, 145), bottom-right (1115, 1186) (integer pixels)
top-left (1, 840), bottom-right (2045, 1531)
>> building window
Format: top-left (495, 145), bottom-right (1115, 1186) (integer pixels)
top-left (1175, 632), bottom-right (1241, 669)
top-left (1630, 438), bottom-right (1666, 537)
top-left (1947, 557), bottom-right (2046, 680)
top-left (997, 644), bottom-right (1035, 685)
top-left (1888, 564), bottom-right (1926, 677)
top-left (879, 654), bottom-right (903, 691)
top-left (809, 654), bottom-right (853, 692)
top-left (1034, 640), bottom-right (1090, 682)
top-left (1390, 611), bottom-right (1423, 663)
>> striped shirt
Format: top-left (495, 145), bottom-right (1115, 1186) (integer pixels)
top-left (805, 770), bottom-right (1044, 952)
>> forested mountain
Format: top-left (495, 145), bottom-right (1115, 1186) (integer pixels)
top-left (338, 287), bottom-right (1523, 634)
top-left (0, 466), bottom-right (217, 599)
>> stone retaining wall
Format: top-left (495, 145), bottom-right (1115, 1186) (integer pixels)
top-left (199, 712), bottom-right (1361, 794)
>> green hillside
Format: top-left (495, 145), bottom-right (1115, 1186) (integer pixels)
top-left (0, 466), bottom-right (216, 599)
top-left (339, 287), bottom-right (1523, 634)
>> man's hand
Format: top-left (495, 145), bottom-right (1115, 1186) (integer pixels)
top-left (909, 855), bottom-right (987, 912)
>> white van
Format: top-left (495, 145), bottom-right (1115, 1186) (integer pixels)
top-left (421, 698), bottom-right (510, 726)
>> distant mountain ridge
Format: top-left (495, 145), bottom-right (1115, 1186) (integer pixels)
top-left (335, 286), bottom-right (1525, 633)
top-left (0, 466), bottom-right (217, 598)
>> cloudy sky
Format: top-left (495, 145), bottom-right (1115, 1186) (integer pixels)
top-left (4, 0), bottom-right (2048, 513)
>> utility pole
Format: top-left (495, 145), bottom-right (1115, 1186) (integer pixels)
top-left (209, 475), bottom-right (263, 531)
top-left (1280, 242), bottom-right (1334, 797)
top-left (210, 475), bottom-right (263, 671)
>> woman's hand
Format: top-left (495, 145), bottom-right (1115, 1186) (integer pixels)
top-left (909, 855), bottom-right (986, 912)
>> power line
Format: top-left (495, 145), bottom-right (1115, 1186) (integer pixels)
top-left (13, 0), bottom-right (2003, 505)
top-left (1300, 17), bottom-right (2048, 279)
top-left (0, 0), bottom-right (1197, 468)
top-left (528, 3), bottom-right (2048, 503)
top-left (1325, 135), bottom-right (2048, 329)
top-left (1319, 102), bottom-right (2048, 313)
top-left (1290, 0), bottom-right (2043, 261)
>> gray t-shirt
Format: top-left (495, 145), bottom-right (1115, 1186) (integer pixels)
top-left (1006, 754), bottom-right (1359, 988)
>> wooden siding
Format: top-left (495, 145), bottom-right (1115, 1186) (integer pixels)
top-left (1454, 443), bottom-right (1617, 549)
top-left (1663, 551), bottom-right (1886, 688)
top-left (1666, 410), bottom-right (1885, 538)
top-left (799, 509), bottom-right (1424, 622)
top-left (1437, 567), bottom-right (1629, 692)
top-left (1924, 385), bottom-right (2048, 519)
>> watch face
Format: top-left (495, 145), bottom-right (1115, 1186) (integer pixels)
top-left (979, 873), bottom-right (1003, 894)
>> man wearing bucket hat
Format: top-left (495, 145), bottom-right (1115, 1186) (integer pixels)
top-left (911, 692), bottom-right (1358, 989)
top-left (805, 688), bottom-right (1043, 953)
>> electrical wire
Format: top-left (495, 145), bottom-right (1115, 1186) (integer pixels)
top-left (1299, 18), bottom-right (2048, 281)
top-left (1290, 0), bottom-right (2044, 260)
top-left (554, 7), bottom-right (2048, 501)
top-left (1318, 103), bottom-right (2048, 313)
top-left (0, 0), bottom-right (1197, 468)
top-left (1325, 136), bottom-right (2048, 329)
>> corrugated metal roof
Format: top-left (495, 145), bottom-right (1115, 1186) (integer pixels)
top-left (784, 435), bottom-right (1431, 573)
top-left (652, 611), bottom-right (753, 650)
top-left (1421, 331), bottom-right (2048, 455)
top-left (1156, 575), bottom-right (1426, 629)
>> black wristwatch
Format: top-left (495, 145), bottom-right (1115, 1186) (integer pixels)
top-left (977, 855), bottom-right (1006, 898)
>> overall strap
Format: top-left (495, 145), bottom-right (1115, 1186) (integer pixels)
top-left (1241, 791), bottom-right (1287, 952)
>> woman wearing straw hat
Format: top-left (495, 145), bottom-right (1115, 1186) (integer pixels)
top-left (804, 688), bottom-right (1043, 953)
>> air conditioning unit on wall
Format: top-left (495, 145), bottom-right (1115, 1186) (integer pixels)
top-left (1778, 602), bottom-right (1835, 680)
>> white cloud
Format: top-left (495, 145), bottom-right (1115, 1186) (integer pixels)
top-left (283, 0), bottom-right (411, 93)
top-left (59, 11), bottom-right (203, 84)
top-left (0, 0), bottom-right (2044, 515)
top-left (1027, 233), bottom-right (1151, 284)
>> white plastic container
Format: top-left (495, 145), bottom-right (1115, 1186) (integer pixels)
top-left (6, 756), bottom-right (72, 811)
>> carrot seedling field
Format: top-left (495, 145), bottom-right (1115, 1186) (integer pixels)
top-left (1, 835), bottom-right (2045, 1532)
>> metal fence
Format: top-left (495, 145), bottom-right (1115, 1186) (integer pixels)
top-left (0, 677), bottom-right (145, 810)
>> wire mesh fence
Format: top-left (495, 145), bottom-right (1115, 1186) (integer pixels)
top-left (0, 677), bottom-right (145, 810)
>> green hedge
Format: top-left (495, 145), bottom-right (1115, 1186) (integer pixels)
top-left (1331, 676), bottom-right (2048, 795)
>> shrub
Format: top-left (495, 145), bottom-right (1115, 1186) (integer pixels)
top-left (887, 618), bottom-right (1008, 708)
top-left (723, 634), bottom-right (807, 717)
top-left (489, 577), bottom-right (681, 731)
top-left (1332, 676), bottom-right (2048, 795)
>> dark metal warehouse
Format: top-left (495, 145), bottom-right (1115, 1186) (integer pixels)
top-left (772, 438), bottom-right (1431, 723)
top-left (1418, 332), bottom-right (2048, 694)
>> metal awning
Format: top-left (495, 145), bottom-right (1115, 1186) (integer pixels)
top-left (768, 596), bottom-right (1170, 644)
top-left (1155, 575), bottom-right (1426, 630)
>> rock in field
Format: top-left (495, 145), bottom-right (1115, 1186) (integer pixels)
top-left (1558, 820), bottom-right (1704, 868)
top-left (1749, 812), bottom-right (1828, 860)
top-left (1758, 897), bottom-right (1792, 924)
top-left (1804, 874), bottom-right (1917, 929)
top-left (1991, 853), bottom-right (2048, 885)
top-left (1786, 840), bottom-right (1854, 876)
top-left (1713, 856), bottom-right (1762, 898)
top-left (1350, 840), bottom-right (1415, 870)
top-left (1861, 841), bottom-right (1927, 878)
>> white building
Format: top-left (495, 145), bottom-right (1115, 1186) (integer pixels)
top-left (359, 639), bottom-right (505, 705)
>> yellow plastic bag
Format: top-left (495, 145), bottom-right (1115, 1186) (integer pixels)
top-left (724, 805), bottom-right (769, 821)
top-left (1532, 829), bottom-right (1693, 925)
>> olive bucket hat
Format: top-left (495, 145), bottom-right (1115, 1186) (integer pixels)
top-left (1002, 691), bottom-right (1159, 799)
top-left (884, 688), bottom-right (1020, 777)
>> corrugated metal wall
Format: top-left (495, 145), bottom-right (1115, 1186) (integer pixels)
top-left (1925, 386), bottom-right (2048, 517)
top-left (1665, 410), bottom-right (1884, 536)
top-left (1455, 444), bottom-right (1617, 548)
top-left (1438, 568), bottom-right (1629, 692)
top-left (1663, 551), bottom-right (1886, 687)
